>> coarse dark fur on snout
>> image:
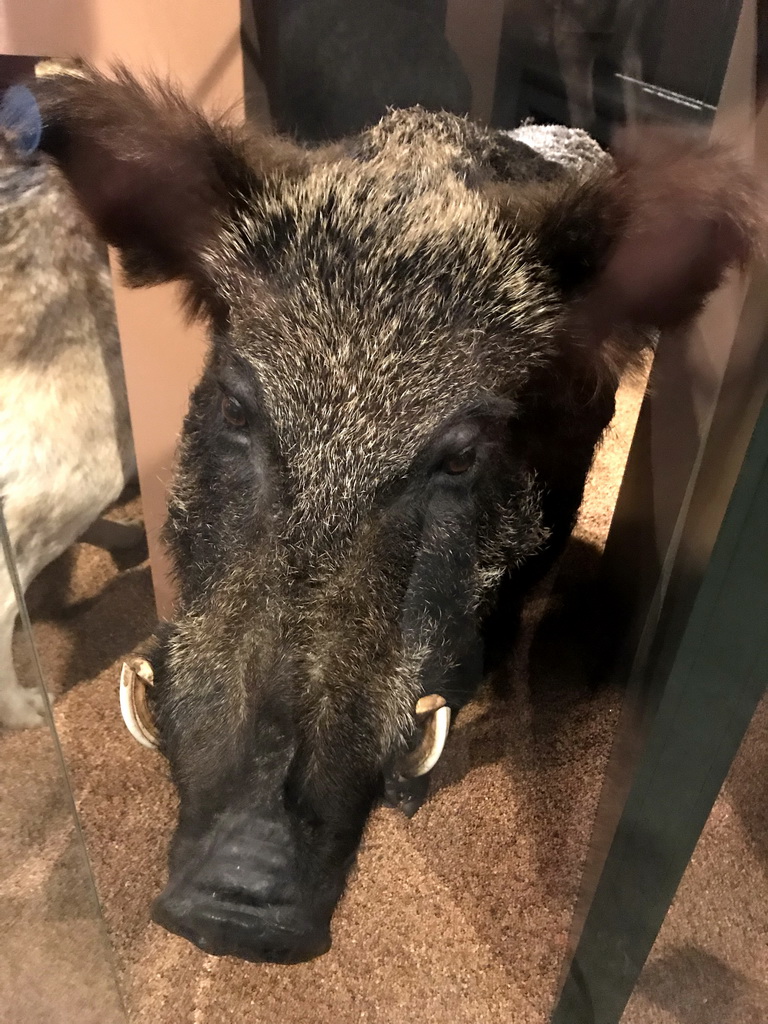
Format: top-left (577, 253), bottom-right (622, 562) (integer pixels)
top-left (33, 64), bottom-right (762, 964)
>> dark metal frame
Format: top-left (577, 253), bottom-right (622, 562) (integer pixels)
top-left (552, 391), bottom-right (768, 1023)
top-left (551, 1), bottom-right (768, 1015)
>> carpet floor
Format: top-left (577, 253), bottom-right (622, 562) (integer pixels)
top-left (2, 373), bottom-right (766, 1024)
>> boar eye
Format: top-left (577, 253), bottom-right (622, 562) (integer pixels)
top-left (221, 394), bottom-right (247, 429)
top-left (442, 448), bottom-right (476, 475)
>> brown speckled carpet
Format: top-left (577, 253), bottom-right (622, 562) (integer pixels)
top-left (2, 374), bottom-right (766, 1024)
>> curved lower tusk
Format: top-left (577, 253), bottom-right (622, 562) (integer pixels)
top-left (398, 695), bottom-right (451, 779)
top-left (119, 658), bottom-right (159, 750)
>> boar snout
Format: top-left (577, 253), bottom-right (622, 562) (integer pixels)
top-left (130, 648), bottom-right (452, 962)
top-left (152, 808), bottom-right (342, 964)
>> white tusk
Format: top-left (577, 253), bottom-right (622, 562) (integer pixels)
top-left (119, 658), bottom-right (159, 750)
top-left (397, 695), bottom-right (451, 779)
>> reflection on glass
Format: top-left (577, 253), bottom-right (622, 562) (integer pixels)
top-left (624, 696), bottom-right (768, 1024)
top-left (492, 0), bottom-right (733, 140)
top-left (0, 3), bottom-right (763, 1023)
top-left (0, 500), bottom-right (127, 1024)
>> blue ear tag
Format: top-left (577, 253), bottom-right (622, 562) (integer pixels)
top-left (0, 85), bottom-right (43, 156)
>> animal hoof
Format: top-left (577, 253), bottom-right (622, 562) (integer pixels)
top-left (0, 685), bottom-right (48, 729)
top-left (80, 516), bottom-right (146, 551)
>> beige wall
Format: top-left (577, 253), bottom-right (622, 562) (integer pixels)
top-left (1, 0), bottom-right (245, 617)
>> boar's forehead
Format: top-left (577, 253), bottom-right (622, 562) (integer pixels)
top-left (216, 147), bottom-right (559, 509)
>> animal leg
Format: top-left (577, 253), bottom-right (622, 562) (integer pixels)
top-left (0, 585), bottom-right (47, 729)
top-left (79, 516), bottom-right (145, 551)
top-left (553, 14), bottom-right (596, 130)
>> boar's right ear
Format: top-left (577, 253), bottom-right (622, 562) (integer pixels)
top-left (33, 64), bottom-right (305, 317)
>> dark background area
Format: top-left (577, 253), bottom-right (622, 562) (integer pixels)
top-left (246, 0), bottom-right (746, 146)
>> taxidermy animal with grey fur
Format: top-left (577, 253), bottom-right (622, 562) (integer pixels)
top-left (32, 64), bottom-right (761, 964)
top-left (0, 80), bottom-right (137, 729)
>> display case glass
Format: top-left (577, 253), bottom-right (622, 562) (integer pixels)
top-left (0, 501), bottom-right (128, 1024)
top-left (1, 3), bottom-right (766, 1022)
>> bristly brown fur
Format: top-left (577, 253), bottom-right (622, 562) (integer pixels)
top-left (31, 62), bottom-right (764, 949)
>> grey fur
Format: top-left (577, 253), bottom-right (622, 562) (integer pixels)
top-left (0, 126), bottom-right (136, 728)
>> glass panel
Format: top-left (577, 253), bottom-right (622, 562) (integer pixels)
top-left (553, 390), bottom-right (768, 1024)
top-left (1, 52), bottom-right (143, 1022)
top-left (249, 0), bottom-right (740, 145)
top-left (1, 3), bottom-right (761, 1023)
top-left (492, 0), bottom-right (737, 140)
top-left (246, 3), bottom-right (762, 1023)
top-left (624, 694), bottom-right (768, 1024)
top-left (550, 1), bottom-right (768, 1019)
top-left (233, 2), bottom-right (739, 1021)
top-left (0, 500), bottom-right (128, 1024)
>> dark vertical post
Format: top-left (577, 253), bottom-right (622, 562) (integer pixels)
top-left (551, 395), bottom-right (768, 1024)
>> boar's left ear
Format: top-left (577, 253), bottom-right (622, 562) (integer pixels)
top-left (496, 129), bottom-right (763, 340)
top-left (32, 63), bottom-right (305, 317)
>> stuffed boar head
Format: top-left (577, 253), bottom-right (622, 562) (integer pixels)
top-left (34, 65), bottom-right (760, 963)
